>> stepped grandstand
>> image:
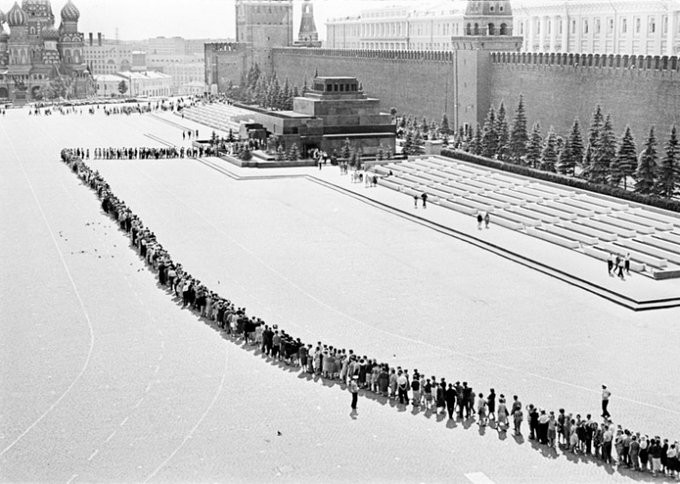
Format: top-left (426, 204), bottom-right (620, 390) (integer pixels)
top-left (374, 157), bottom-right (680, 280)
top-left (181, 104), bottom-right (246, 134)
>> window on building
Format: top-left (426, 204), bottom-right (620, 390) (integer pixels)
top-left (608, 18), bottom-right (614, 34)
top-left (536, 19), bottom-right (540, 35)
top-left (558, 19), bottom-right (563, 35)
top-left (649, 16), bottom-right (656, 34)
top-left (547, 19), bottom-right (551, 35)
top-left (571, 20), bottom-right (576, 34)
top-left (635, 17), bottom-right (641, 34)
top-left (662, 15), bottom-right (668, 35)
top-left (622, 18), bottom-right (627, 34)
top-left (584, 20), bottom-right (589, 34)
top-left (595, 18), bottom-right (601, 34)
top-left (519, 22), bottom-right (524, 35)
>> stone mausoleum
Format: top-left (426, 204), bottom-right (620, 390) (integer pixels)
top-left (238, 76), bottom-right (395, 157)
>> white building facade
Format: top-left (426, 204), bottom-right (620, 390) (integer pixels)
top-left (326, 3), bottom-right (466, 51)
top-left (94, 71), bottom-right (172, 98)
top-left (513, 0), bottom-right (680, 55)
top-left (326, 0), bottom-right (680, 56)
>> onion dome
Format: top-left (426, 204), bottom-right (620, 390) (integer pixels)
top-left (7, 2), bottom-right (27, 27)
top-left (60, 0), bottom-right (79, 22)
top-left (42, 24), bottom-right (59, 40)
top-left (0, 9), bottom-right (6, 25)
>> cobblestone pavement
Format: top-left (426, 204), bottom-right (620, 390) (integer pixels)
top-left (0, 108), bottom-right (677, 482)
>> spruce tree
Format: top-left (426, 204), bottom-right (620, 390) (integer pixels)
top-left (615, 126), bottom-right (638, 190)
top-left (495, 101), bottom-right (510, 160)
top-left (590, 115), bottom-right (615, 185)
top-left (568, 119), bottom-right (585, 173)
top-left (287, 143), bottom-right (300, 161)
top-left (635, 127), bottom-right (658, 195)
top-left (470, 124), bottom-right (482, 155)
top-left (413, 130), bottom-right (425, 155)
top-left (481, 106), bottom-right (497, 158)
top-left (341, 138), bottom-right (352, 160)
top-left (526, 122), bottom-right (542, 168)
top-left (556, 138), bottom-right (573, 175)
top-left (588, 104), bottom-right (604, 149)
top-left (540, 128), bottom-right (558, 172)
top-left (509, 95), bottom-right (529, 164)
top-left (440, 114), bottom-right (450, 134)
top-left (582, 143), bottom-right (594, 179)
top-left (421, 117), bottom-right (429, 135)
top-left (655, 125), bottom-right (679, 198)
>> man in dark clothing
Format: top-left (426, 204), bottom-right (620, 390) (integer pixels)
top-left (445, 384), bottom-right (457, 419)
top-left (455, 382), bottom-right (464, 419)
top-left (528, 405), bottom-right (539, 440)
top-left (462, 382), bottom-right (472, 419)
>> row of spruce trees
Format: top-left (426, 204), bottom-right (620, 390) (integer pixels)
top-left (228, 64), bottom-right (302, 112)
top-left (399, 97), bottom-right (680, 200)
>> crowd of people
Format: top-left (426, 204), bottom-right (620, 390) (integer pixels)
top-left (59, 148), bottom-right (680, 481)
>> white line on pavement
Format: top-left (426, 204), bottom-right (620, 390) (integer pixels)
top-left (464, 472), bottom-right (495, 484)
top-left (87, 449), bottom-right (99, 462)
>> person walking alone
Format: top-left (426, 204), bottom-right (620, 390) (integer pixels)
top-left (602, 385), bottom-right (611, 419)
top-left (349, 375), bottom-right (359, 411)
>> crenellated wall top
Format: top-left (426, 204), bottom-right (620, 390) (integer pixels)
top-left (490, 51), bottom-right (680, 71)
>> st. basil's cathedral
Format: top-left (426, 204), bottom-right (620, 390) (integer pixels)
top-left (0, 0), bottom-right (92, 104)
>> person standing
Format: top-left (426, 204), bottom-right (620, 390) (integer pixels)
top-left (413, 193), bottom-right (419, 209)
top-left (607, 253), bottom-right (614, 276)
top-left (484, 212), bottom-right (490, 229)
top-left (624, 252), bottom-right (631, 275)
top-left (487, 389), bottom-right (496, 422)
top-left (349, 375), bottom-right (359, 411)
top-left (602, 385), bottom-right (612, 419)
top-left (603, 425), bottom-right (614, 464)
top-left (421, 192), bottom-right (428, 209)
top-left (477, 213), bottom-right (483, 230)
top-left (445, 384), bottom-right (456, 419)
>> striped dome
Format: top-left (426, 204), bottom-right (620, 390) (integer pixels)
top-left (7, 2), bottom-right (27, 27)
top-left (60, 0), bottom-right (79, 22)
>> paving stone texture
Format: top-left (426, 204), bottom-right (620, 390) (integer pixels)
top-left (1, 106), bottom-right (678, 483)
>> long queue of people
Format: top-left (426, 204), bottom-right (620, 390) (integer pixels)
top-left (58, 148), bottom-right (680, 481)
top-left (67, 146), bottom-right (208, 160)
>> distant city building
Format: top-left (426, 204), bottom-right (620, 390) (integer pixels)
top-left (326, 0), bottom-right (680, 56)
top-left (326, 0), bottom-right (514, 51)
top-left (512, 0), bottom-right (680, 56)
top-left (147, 53), bottom-right (204, 95)
top-left (235, 0), bottom-right (294, 66)
top-left (0, 0), bottom-right (92, 103)
top-left (83, 33), bottom-right (133, 75)
top-left (94, 70), bottom-right (171, 98)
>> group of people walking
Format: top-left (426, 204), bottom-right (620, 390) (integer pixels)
top-left (607, 252), bottom-right (631, 280)
top-left (59, 148), bottom-right (680, 481)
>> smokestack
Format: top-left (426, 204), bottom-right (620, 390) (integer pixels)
top-left (97, 32), bottom-right (102, 46)
top-left (89, 32), bottom-right (93, 46)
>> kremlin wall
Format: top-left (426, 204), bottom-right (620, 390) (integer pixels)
top-left (206, 0), bottom-right (680, 143)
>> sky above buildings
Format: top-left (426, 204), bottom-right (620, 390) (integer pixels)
top-left (64, 0), bottom-right (406, 41)
top-left (3, 0), bottom-right (586, 42)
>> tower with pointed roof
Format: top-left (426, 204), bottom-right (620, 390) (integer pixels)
top-left (294, 0), bottom-right (320, 47)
